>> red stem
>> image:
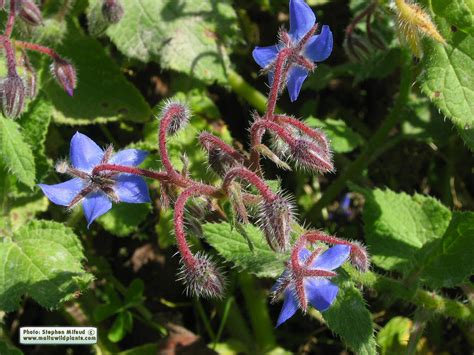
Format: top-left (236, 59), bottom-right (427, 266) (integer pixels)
top-left (222, 167), bottom-right (276, 202)
top-left (4, 0), bottom-right (16, 38)
top-left (174, 184), bottom-right (218, 268)
top-left (2, 38), bottom-right (17, 76)
top-left (264, 48), bottom-right (291, 120)
top-left (199, 132), bottom-right (245, 163)
top-left (275, 115), bottom-right (330, 152)
top-left (92, 164), bottom-right (170, 182)
top-left (14, 40), bottom-right (61, 60)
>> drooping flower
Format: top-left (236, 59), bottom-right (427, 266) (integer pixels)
top-left (271, 244), bottom-right (350, 327)
top-left (39, 132), bottom-right (150, 227)
top-left (252, 0), bottom-right (333, 102)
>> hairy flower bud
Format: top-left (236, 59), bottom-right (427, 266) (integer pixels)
top-left (257, 194), bottom-right (295, 252)
top-left (349, 241), bottom-right (370, 272)
top-left (0, 74), bottom-right (26, 118)
top-left (102, 0), bottom-right (124, 24)
top-left (52, 58), bottom-right (77, 96)
top-left (160, 101), bottom-right (190, 136)
top-left (19, 53), bottom-right (38, 99)
top-left (178, 253), bottom-right (225, 298)
top-left (19, 0), bottom-right (43, 26)
top-left (291, 138), bottom-right (333, 173)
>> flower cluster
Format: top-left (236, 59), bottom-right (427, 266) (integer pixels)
top-left (39, 0), bottom-right (369, 326)
top-left (0, 0), bottom-right (77, 118)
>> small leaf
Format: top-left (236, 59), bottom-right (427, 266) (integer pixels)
top-left (361, 188), bottom-right (451, 273)
top-left (0, 220), bottom-right (93, 311)
top-left (0, 339), bottom-right (23, 355)
top-left (0, 116), bottom-right (36, 188)
top-left (108, 311), bottom-right (133, 343)
top-left (419, 212), bottom-right (474, 288)
top-left (124, 279), bottom-right (145, 307)
top-left (306, 117), bottom-right (364, 153)
top-left (94, 303), bottom-right (121, 322)
top-left (377, 316), bottom-right (411, 355)
top-left (202, 222), bottom-right (287, 278)
top-left (322, 277), bottom-right (376, 355)
top-left (43, 21), bottom-right (151, 125)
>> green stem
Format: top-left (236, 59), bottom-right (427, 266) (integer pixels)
top-left (216, 295), bottom-right (254, 346)
top-left (406, 308), bottom-right (430, 355)
top-left (238, 272), bottom-right (276, 352)
top-left (346, 266), bottom-right (474, 322)
top-left (213, 296), bottom-right (233, 348)
top-left (228, 69), bottom-right (275, 114)
top-left (193, 298), bottom-right (216, 341)
top-left (305, 52), bottom-right (413, 218)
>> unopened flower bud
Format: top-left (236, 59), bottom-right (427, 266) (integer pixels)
top-left (349, 241), bottom-right (370, 272)
top-left (19, 53), bottom-right (37, 99)
top-left (101, 0), bottom-right (124, 24)
top-left (52, 58), bottom-right (77, 96)
top-left (258, 194), bottom-right (295, 252)
top-left (159, 101), bottom-right (190, 135)
top-left (178, 253), bottom-right (225, 298)
top-left (0, 74), bottom-right (26, 118)
top-left (19, 0), bottom-right (43, 26)
top-left (291, 138), bottom-right (333, 173)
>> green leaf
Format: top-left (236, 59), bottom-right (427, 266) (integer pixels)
top-left (0, 220), bottom-right (93, 311)
top-left (0, 339), bottom-right (23, 355)
top-left (0, 116), bottom-right (36, 188)
top-left (94, 302), bottom-right (121, 322)
top-left (108, 311), bottom-right (133, 343)
top-left (377, 316), bottom-right (411, 355)
top-left (419, 212), bottom-right (474, 288)
top-left (306, 117), bottom-right (364, 153)
top-left (97, 203), bottom-right (152, 237)
top-left (18, 99), bottom-right (53, 180)
top-left (43, 21), bottom-right (151, 125)
top-left (97, 0), bottom-right (239, 84)
top-left (115, 343), bottom-right (158, 355)
top-left (432, 0), bottom-right (474, 35)
top-left (322, 278), bottom-right (376, 355)
top-left (361, 188), bottom-right (451, 273)
top-left (456, 124), bottom-right (474, 151)
top-left (202, 222), bottom-right (287, 278)
top-left (124, 279), bottom-right (145, 307)
top-left (8, 193), bottom-right (49, 231)
top-left (419, 10), bottom-right (474, 130)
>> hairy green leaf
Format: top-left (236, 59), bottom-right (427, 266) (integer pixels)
top-left (361, 188), bottom-right (451, 273)
top-left (0, 220), bottom-right (93, 311)
top-left (322, 278), bottom-right (376, 355)
top-left (202, 222), bottom-right (287, 278)
top-left (0, 116), bottom-right (36, 188)
top-left (432, 0), bottom-right (474, 35)
top-left (377, 316), bottom-right (411, 354)
top-left (96, 0), bottom-right (239, 84)
top-left (420, 212), bottom-right (474, 288)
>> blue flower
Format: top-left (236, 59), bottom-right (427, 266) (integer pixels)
top-left (39, 132), bottom-right (151, 227)
top-left (252, 0), bottom-right (333, 102)
top-left (271, 244), bottom-right (350, 327)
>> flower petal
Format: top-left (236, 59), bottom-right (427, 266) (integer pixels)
top-left (276, 288), bottom-right (299, 327)
top-left (312, 244), bottom-right (351, 271)
top-left (113, 174), bottom-right (151, 203)
top-left (298, 248), bottom-right (311, 262)
top-left (289, 0), bottom-right (316, 41)
top-left (305, 25), bottom-right (333, 62)
top-left (38, 178), bottom-right (84, 206)
top-left (70, 132), bottom-right (104, 172)
top-left (287, 66), bottom-right (308, 102)
top-left (109, 149), bottom-right (148, 166)
top-left (82, 192), bottom-right (112, 227)
top-left (305, 278), bottom-right (339, 312)
top-left (252, 45), bottom-right (280, 69)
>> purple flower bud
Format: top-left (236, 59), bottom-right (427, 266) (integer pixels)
top-left (258, 194), bottom-right (295, 252)
top-left (178, 252), bottom-right (226, 298)
top-left (349, 241), bottom-right (370, 272)
top-left (291, 138), bottom-right (334, 173)
top-left (102, 0), bottom-right (124, 24)
top-left (19, 53), bottom-right (37, 99)
top-left (0, 74), bottom-right (26, 118)
top-left (52, 58), bottom-right (77, 96)
top-left (19, 0), bottom-right (43, 26)
top-left (159, 100), bottom-right (190, 136)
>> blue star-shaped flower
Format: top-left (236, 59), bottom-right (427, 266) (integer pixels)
top-left (272, 244), bottom-right (350, 327)
top-left (39, 132), bottom-right (151, 227)
top-left (252, 0), bottom-right (333, 102)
